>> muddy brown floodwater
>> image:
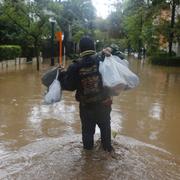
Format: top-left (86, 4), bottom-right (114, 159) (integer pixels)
top-left (0, 58), bottom-right (180, 180)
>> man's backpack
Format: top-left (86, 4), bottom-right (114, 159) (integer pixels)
top-left (77, 55), bottom-right (105, 104)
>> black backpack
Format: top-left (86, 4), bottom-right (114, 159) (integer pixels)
top-left (77, 54), bottom-right (105, 104)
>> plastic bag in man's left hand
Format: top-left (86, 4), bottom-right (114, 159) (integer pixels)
top-left (44, 69), bottom-right (62, 104)
top-left (99, 55), bottom-right (139, 95)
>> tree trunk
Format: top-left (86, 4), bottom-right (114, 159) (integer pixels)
top-left (51, 22), bottom-right (55, 66)
top-left (138, 13), bottom-right (143, 59)
top-left (138, 39), bottom-right (142, 59)
top-left (34, 41), bottom-right (40, 71)
top-left (127, 40), bottom-right (131, 56)
top-left (169, 0), bottom-right (176, 56)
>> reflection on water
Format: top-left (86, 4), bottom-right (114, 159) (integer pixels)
top-left (0, 59), bottom-right (180, 179)
top-left (149, 102), bottom-right (161, 120)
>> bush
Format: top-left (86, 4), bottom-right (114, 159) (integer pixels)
top-left (148, 49), bottom-right (176, 57)
top-left (0, 45), bottom-right (22, 61)
top-left (149, 55), bottom-right (180, 66)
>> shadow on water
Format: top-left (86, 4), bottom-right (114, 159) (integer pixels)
top-left (0, 59), bottom-right (180, 179)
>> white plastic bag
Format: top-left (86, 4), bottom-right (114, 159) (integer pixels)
top-left (113, 56), bottom-right (129, 67)
top-left (44, 69), bottom-right (62, 104)
top-left (99, 55), bottom-right (139, 94)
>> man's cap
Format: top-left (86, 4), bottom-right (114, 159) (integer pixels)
top-left (79, 36), bottom-right (95, 52)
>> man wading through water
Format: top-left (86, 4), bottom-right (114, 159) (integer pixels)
top-left (59, 36), bottom-right (123, 153)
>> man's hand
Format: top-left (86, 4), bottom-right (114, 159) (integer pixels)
top-left (58, 64), bottom-right (65, 71)
top-left (102, 47), bottom-right (112, 57)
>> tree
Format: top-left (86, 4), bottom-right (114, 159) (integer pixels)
top-left (1, 0), bottom-right (97, 64)
top-left (168, 0), bottom-right (180, 56)
top-left (98, 0), bottom-right (179, 57)
top-left (1, 0), bottom-right (58, 70)
top-left (148, 0), bottom-right (180, 55)
top-left (59, 0), bottom-right (96, 53)
top-left (94, 17), bottom-right (109, 43)
top-left (122, 0), bottom-right (146, 57)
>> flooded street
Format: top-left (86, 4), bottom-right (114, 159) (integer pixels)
top-left (0, 58), bottom-right (180, 179)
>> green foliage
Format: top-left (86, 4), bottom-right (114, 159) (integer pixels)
top-left (123, 13), bottom-right (142, 51)
top-left (107, 10), bottom-right (124, 39)
top-left (117, 39), bottom-right (129, 51)
top-left (0, 0), bottom-right (63, 69)
top-left (1, 0), bottom-right (52, 49)
top-left (0, 0), bottom-right (95, 64)
top-left (94, 29), bottom-right (108, 42)
top-left (149, 55), bottom-right (180, 66)
top-left (105, 0), bottom-right (180, 58)
top-left (142, 20), bottom-right (159, 54)
top-left (149, 0), bottom-right (180, 55)
top-left (60, 0), bottom-right (96, 38)
top-left (120, 0), bottom-right (148, 53)
top-left (1, 0), bottom-right (63, 45)
top-left (73, 30), bottom-right (85, 43)
top-left (150, 49), bottom-right (176, 56)
top-left (175, 15), bottom-right (180, 41)
top-left (0, 45), bottom-right (22, 61)
top-left (0, 0), bottom-right (179, 62)
top-left (103, 38), bottom-right (128, 52)
top-left (95, 18), bottom-right (108, 32)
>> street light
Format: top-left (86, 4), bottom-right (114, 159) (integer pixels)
top-left (95, 39), bottom-right (100, 51)
top-left (49, 17), bottom-right (56, 66)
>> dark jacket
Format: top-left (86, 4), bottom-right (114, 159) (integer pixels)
top-left (59, 50), bottom-right (110, 104)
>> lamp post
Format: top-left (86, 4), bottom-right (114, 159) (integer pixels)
top-left (49, 18), bottom-right (56, 66)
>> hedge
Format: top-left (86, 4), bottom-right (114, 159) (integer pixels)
top-left (149, 55), bottom-right (180, 66)
top-left (0, 45), bottom-right (22, 61)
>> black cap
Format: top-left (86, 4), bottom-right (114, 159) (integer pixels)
top-left (79, 36), bottom-right (95, 52)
